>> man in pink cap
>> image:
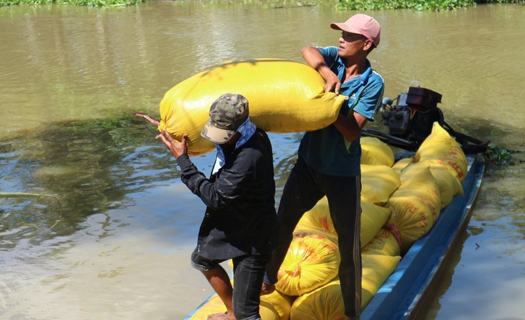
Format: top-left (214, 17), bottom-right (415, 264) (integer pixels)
top-left (262, 14), bottom-right (384, 320)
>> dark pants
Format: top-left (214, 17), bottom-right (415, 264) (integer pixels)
top-left (265, 156), bottom-right (362, 317)
top-left (192, 250), bottom-right (270, 320)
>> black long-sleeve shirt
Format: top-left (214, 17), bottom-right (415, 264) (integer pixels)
top-left (176, 129), bottom-right (277, 260)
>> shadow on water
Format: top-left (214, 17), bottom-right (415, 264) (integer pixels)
top-left (0, 114), bottom-right (182, 247)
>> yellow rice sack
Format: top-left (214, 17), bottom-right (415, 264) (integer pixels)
top-left (290, 280), bottom-right (344, 320)
top-left (391, 157), bottom-right (414, 175)
top-left (361, 254), bottom-right (401, 308)
top-left (404, 160), bottom-right (464, 209)
top-left (260, 290), bottom-right (295, 320)
top-left (386, 167), bottom-right (441, 253)
top-left (289, 255), bottom-right (401, 320)
top-left (187, 293), bottom-right (227, 320)
top-left (188, 289), bottom-right (293, 320)
top-left (276, 229), bottom-right (340, 296)
top-left (296, 197), bottom-right (335, 234)
top-left (361, 201), bottom-right (393, 248)
top-left (361, 164), bottom-right (401, 205)
top-left (295, 198), bottom-right (392, 248)
top-left (158, 59), bottom-right (347, 155)
top-left (361, 137), bottom-right (395, 167)
top-left (414, 122), bottom-right (467, 182)
top-left (362, 228), bottom-right (401, 257)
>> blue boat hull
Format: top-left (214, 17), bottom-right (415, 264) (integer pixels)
top-left (361, 154), bottom-right (485, 320)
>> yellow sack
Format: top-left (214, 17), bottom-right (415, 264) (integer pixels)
top-left (414, 122), bottom-right (467, 182)
top-left (361, 164), bottom-right (401, 205)
top-left (188, 290), bottom-right (293, 320)
top-left (277, 229), bottom-right (340, 296)
top-left (289, 255), bottom-right (401, 320)
top-left (260, 290), bottom-right (295, 320)
top-left (296, 197), bottom-right (335, 234)
top-left (361, 137), bottom-right (395, 167)
top-left (361, 201), bottom-right (393, 248)
top-left (362, 228), bottom-right (401, 257)
top-left (290, 280), bottom-right (344, 320)
top-left (404, 160), bottom-right (464, 209)
top-left (158, 59), bottom-right (346, 155)
top-left (187, 293), bottom-right (226, 320)
top-left (386, 167), bottom-right (441, 253)
top-left (392, 157), bottom-right (414, 175)
top-left (295, 198), bottom-right (392, 248)
top-left (361, 254), bottom-right (401, 308)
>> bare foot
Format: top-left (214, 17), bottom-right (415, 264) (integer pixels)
top-left (260, 282), bottom-right (275, 295)
top-left (206, 312), bottom-right (235, 320)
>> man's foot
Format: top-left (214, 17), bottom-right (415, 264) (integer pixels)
top-left (206, 312), bottom-right (235, 320)
top-left (260, 282), bottom-right (275, 295)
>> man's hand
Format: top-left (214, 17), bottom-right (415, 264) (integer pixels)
top-left (156, 129), bottom-right (188, 159)
top-left (323, 73), bottom-right (342, 95)
top-left (301, 46), bottom-right (341, 95)
top-left (260, 282), bottom-right (275, 296)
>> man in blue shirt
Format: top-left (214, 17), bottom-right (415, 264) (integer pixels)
top-left (262, 14), bottom-right (384, 320)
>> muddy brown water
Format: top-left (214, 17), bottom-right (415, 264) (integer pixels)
top-left (1, 2), bottom-right (524, 319)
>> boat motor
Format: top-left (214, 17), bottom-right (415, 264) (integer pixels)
top-left (363, 86), bottom-right (489, 153)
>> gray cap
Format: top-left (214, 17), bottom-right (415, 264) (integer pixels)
top-left (201, 93), bottom-right (249, 144)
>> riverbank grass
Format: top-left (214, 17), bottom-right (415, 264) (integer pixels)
top-left (337, 0), bottom-right (476, 10)
top-left (0, 0), bottom-right (143, 6)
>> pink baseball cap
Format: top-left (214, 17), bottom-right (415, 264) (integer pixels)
top-left (330, 14), bottom-right (381, 47)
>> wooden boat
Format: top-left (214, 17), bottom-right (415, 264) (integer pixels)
top-left (361, 153), bottom-right (485, 320)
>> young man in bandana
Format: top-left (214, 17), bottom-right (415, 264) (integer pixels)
top-left (262, 14), bottom-right (384, 320)
top-left (158, 93), bottom-right (277, 320)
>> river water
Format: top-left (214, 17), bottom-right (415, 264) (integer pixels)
top-left (1, 2), bottom-right (524, 320)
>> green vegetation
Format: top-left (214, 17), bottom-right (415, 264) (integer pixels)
top-left (484, 142), bottom-right (519, 165)
top-left (337, 0), bottom-right (524, 11)
top-left (0, 0), bottom-right (523, 8)
top-left (337, 0), bottom-right (475, 11)
top-left (0, 0), bottom-right (143, 7)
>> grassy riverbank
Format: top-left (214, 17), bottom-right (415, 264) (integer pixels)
top-left (337, 0), bottom-right (523, 11)
top-left (0, 0), bottom-right (524, 14)
top-left (0, 0), bottom-right (144, 6)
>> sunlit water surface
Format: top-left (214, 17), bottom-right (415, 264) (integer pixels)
top-left (0, 2), bottom-right (524, 320)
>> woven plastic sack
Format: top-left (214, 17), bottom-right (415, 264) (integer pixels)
top-left (289, 255), bottom-right (401, 319)
top-left (187, 291), bottom-right (228, 320)
top-left (157, 59), bottom-right (346, 155)
top-left (361, 164), bottom-right (401, 205)
top-left (361, 201), bottom-right (393, 248)
top-left (295, 198), bottom-right (392, 248)
top-left (391, 157), bottom-right (414, 174)
top-left (361, 137), bottom-right (395, 167)
top-left (362, 228), bottom-right (401, 257)
top-left (414, 122), bottom-right (467, 182)
top-left (403, 160), bottom-right (464, 209)
top-left (386, 167), bottom-right (441, 253)
top-left (361, 254), bottom-right (401, 308)
top-left (276, 229), bottom-right (340, 296)
top-left (296, 197), bottom-right (335, 233)
top-left (260, 290), bottom-right (294, 320)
